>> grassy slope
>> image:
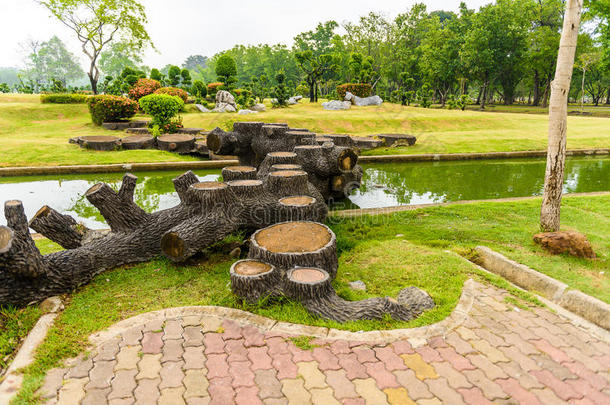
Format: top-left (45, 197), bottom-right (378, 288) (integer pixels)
top-left (1, 94), bottom-right (609, 167)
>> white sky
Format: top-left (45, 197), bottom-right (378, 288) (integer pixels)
top-left (0, 0), bottom-right (492, 69)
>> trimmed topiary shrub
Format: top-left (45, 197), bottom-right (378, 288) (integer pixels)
top-left (128, 78), bottom-right (161, 101)
top-left (336, 83), bottom-right (372, 100)
top-left (154, 87), bottom-right (188, 103)
top-left (139, 94), bottom-right (184, 134)
top-left (41, 93), bottom-right (88, 104)
top-left (207, 82), bottom-right (223, 96)
top-left (88, 95), bottom-right (139, 126)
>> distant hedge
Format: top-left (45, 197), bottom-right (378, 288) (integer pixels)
top-left (88, 95), bottom-right (139, 126)
top-left (40, 93), bottom-right (89, 104)
top-left (337, 83), bottom-right (372, 100)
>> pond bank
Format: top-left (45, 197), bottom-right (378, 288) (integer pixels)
top-left (0, 148), bottom-right (608, 177)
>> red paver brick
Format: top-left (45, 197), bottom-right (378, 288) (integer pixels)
top-left (353, 346), bottom-right (377, 363)
top-left (329, 340), bottom-right (351, 355)
top-left (312, 347), bottom-right (341, 371)
top-left (437, 347), bottom-right (476, 371)
top-left (141, 332), bottom-right (163, 354)
top-left (204, 333), bottom-right (226, 355)
top-left (222, 320), bottom-right (243, 340)
top-left (235, 386), bottom-right (262, 405)
top-left (342, 398), bottom-right (365, 405)
top-left (593, 355), bottom-right (610, 369)
top-left (531, 340), bottom-right (572, 364)
top-left (531, 369), bottom-right (583, 401)
top-left (391, 340), bottom-right (414, 355)
top-left (499, 346), bottom-right (541, 372)
top-left (457, 387), bottom-right (494, 405)
top-left (364, 361), bottom-right (400, 389)
top-left (496, 378), bottom-right (543, 405)
top-left (241, 325), bottom-right (265, 348)
top-left (374, 346), bottom-right (407, 371)
top-left (416, 346), bottom-right (442, 363)
top-left (272, 353), bottom-right (297, 380)
top-left (500, 333), bottom-right (539, 355)
top-left (563, 361), bottom-right (609, 391)
top-left (266, 337), bottom-right (289, 356)
top-left (427, 336), bottom-right (447, 349)
top-left (497, 361), bottom-right (546, 390)
top-left (208, 376), bottom-right (235, 404)
top-left (248, 346), bottom-right (273, 371)
top-left (337, 353), bottom-right (368, 380)
top-left (226, 339), bottom-right (248, 362)
top-left (566, 379), bottom-right (610, 405)
top-left (206, 354), bottom-right (230, 379)
top-left (463, 369), bottom-right (508, 401)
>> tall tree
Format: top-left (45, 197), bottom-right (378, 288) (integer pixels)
top-left (37, 0), bottom-right (153, 94)
top-left (295, 51), bottom-right (337, 102)
top-left (182, 55), bottom-right (208, 71)
top-left (21, 36), bottom-right (84, 91)
top-left (99, 40), bottom-right (143, 79)
top-left (540, 0), bottom-right (583, 232)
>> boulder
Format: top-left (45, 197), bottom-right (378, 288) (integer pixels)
top-left (287, 95), bottom-right (303, 105)
top-left (251, 103), bottom-right (267, 112)
top-left (238, 109), bottom-right (258, 115)
top-left (213, 90), bottom-right (237, 112)
top-left (322, 100), bottom-right (352, 110)
top-left (345, 91), bottom-right (383, 106)
top-left (349, 280), bottom-right (367, 291)
top-left (533, 231), bottom-right (596, 259)
top-left (195, 104), bottom-right (210, 113)
top-left (378, 133), bottom-right (417, 147)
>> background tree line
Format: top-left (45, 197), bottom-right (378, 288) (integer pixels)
top-left (2, 0), bottom-right (608, 108)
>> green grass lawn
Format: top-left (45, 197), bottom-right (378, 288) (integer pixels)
top-left (7, 194), bottom-right (608, 403)
top-left (1, 94), bottom-right (609, 167)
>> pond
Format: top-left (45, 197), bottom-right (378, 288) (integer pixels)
top-left (0, 156), bottom-right (608, 229)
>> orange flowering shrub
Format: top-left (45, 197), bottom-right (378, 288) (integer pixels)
top-left (207, 82), bottom-right (224, 95)
top-left (154, 87), bottom-right (188, 103)
top-left (337, 83), bottom-right (372, 100)
top-left (88, 95), bottom-right (139, 125)
top-left (128, 78), bottom-right (161, 100)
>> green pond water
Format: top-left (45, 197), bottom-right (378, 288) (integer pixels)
top-left (0, 156), bottom-right (608, 229)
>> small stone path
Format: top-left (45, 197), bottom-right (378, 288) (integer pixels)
top-left (40, 281), bottom-right (610, 404)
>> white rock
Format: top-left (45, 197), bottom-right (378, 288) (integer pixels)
top-left (345, 91), bottom-right (383, 106)
top-left (213, 90), bottom-right (237, 112)
top-left (238, 109), bottom-right (258, 115)
top-left (287, 95), bottom-right (303, 105)
top-left (195, 104), bottom-right (210, 113)
top-left (349, 280), bottom-right (367, 291)
top-left (251, 103), bottom-right (266, 112)
top-left (322, 100), bottom-right (352, 110)
top-left (212, 103), bottom-right (237, 113)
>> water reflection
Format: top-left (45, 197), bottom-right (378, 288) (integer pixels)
top-left (0, 157), bottom-right (608, 228)
top-left (348, 157), bottom-right (610, 209)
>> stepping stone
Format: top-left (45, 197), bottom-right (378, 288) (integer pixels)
top-left (78, 135), bottom-right (121, 151)
top-left (354, 138), bottom-right (384, 149)
top-left (157, 134), bottom-right (196, 154)
top-left (121, 135), bottom-right (156, 150)
top-left (377, 134), bottom-right (417, 147)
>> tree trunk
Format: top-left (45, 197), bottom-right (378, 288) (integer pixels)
top-left (481, 80), bottom-right (488, 110)
top-left (309, 79), bottom-right (315, 103)
top-left (533, 70), bottom-right (541, 106)
top-left (540, 0), bottom-right (582, 232)
top-left (606, 87), bottom-right (610, 104)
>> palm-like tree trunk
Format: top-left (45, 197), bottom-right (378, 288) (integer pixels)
top-left (540, 0), bottom-right (583, 232)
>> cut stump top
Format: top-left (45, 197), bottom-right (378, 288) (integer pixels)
top-left (279, 196), bottom-right (315, 207)
top-left (79, 135), bottom-right (119, 142)
top-left (158, 134), bottom-right (195, 143)
top-left (192, 182), bottom-right (227, 190)
top-left (0, 226), bottom-right (13, 252)
top-left (255, 222), bottom-right (331, 253)
top-left (270, 170), bottom-right (307, 178)
top-left (234, 260), bottom-right (273, 276)
top-left (269, 152), bottom-right (297, 158)
top-left (289, 267), bottom-right (327, 283)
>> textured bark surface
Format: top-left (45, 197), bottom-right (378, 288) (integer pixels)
top-left (78, 136), bottom-right (121, 151)
top-left (206, 122), bottom-right (363, 200)
top-left (120, 135), bottom-right (156, 150)
top-left (1, 164), bottom-right (328, 306)
top-left (540, 0), bottom-right (583, 232)
top-left (230, 222), bottom-right (436, 323)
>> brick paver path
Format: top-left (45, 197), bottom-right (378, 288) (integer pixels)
top-left (40, 281), bottom-right (610, 404)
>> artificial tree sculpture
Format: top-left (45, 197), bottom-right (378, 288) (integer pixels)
top-left (230, 221), bottom-right (435, 323)
top-left (0, 164), bottom-right (327, 306)
top-left (207, 122), bottom-right (363, 200)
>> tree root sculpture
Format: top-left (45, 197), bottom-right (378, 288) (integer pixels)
top-left (1, 164), bottom-right (328, 306)
top-left (230, 221), bottom-right (435, 323)
top-left (207, 122), bottom-right (363, 200)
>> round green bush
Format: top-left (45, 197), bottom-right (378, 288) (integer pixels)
top-left (88, 95), bottom-right (139, 126)
top-left (139, 94), bottom-right (184, 133)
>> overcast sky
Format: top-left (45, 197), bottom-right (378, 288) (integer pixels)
top-left (1, 0), bottom-right (492, 69)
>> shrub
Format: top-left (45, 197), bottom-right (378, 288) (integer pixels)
top-left (139, 94), bottom-right (184, 134)
top-left (337, 83), bottom-right (372, 100)
top-left (128, 78), bottom-right (161, 100)
top-left (272, 71), bottom-right (289, 107)
top-left (296, 84), bottom-right (309, 97)
top-left (88, 95), bottom-right (139, 125)
top-left (191, 80), bottom-right (207, 99)
top-left (41, 93), bottom-right (88, 104)
top-left (154, 87), bottom-right (188, 103)
top-left (207, 82), bottom-right (223, 95)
